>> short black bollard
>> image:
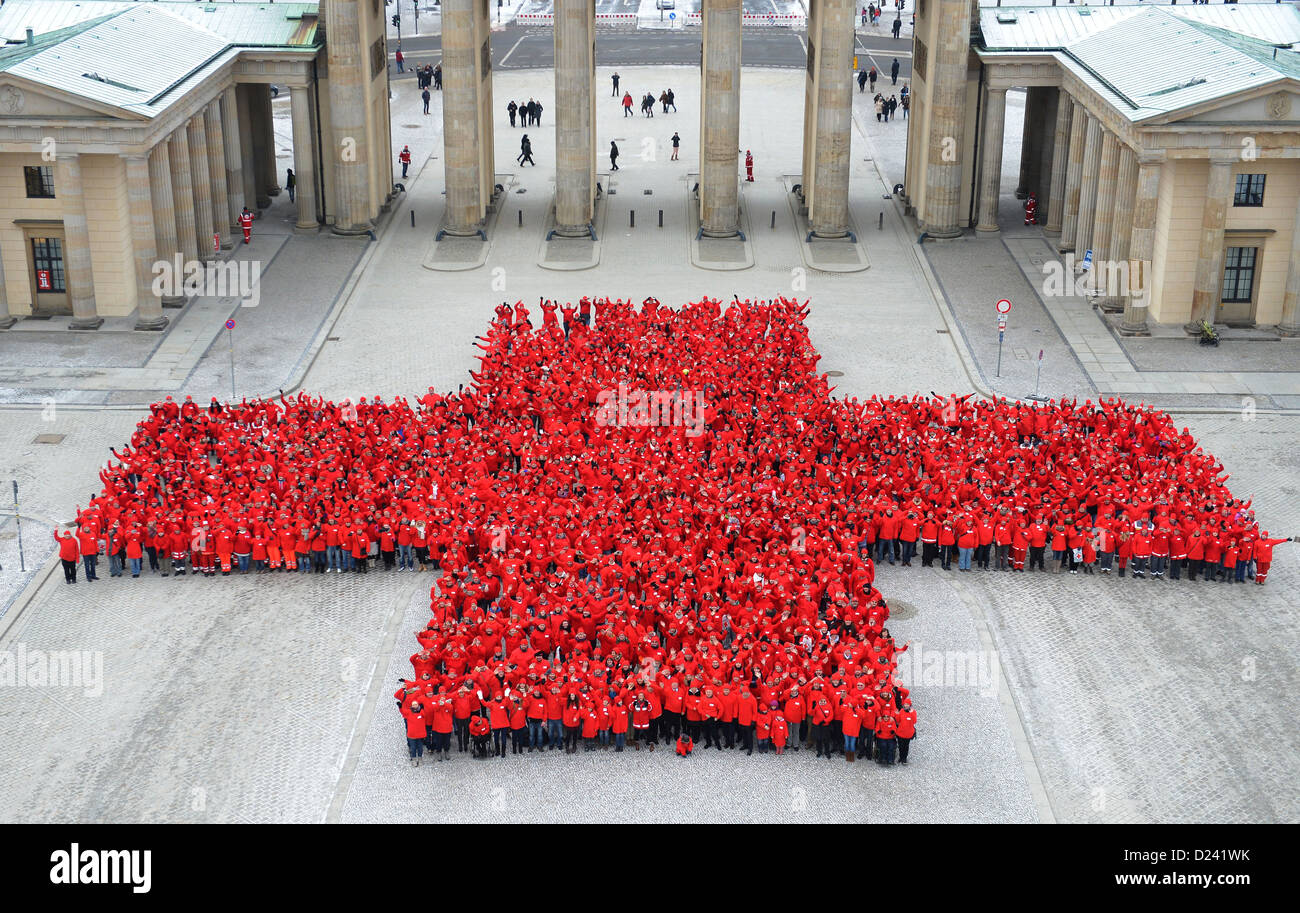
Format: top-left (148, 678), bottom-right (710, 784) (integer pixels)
top-left (658, 209), bottom-right (663, 228)
top-left (410, 209), bottom-right (415, 227)
top-left (518, 210), bottom-right (523, 227)
top-left (879, 211), bottom-right (884, 230)
top-left (771, 210), bottom-right (776, 229)
top-left (630, 210), bottom-right (635, 228)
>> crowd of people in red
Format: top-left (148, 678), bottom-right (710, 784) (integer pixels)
top-left (71, 295), bottom-right (1288, 769)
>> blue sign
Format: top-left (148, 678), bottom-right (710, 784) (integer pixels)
top-left (669, 11), bottom-right (676, 18)
top-left (1081, 249), bottom-right (1093, 272)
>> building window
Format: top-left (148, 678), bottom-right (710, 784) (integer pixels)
top-left (24, 165), bottom-right (55, 198)
top-left (1233, 174), bottom-right (1265, 207)
top-left (1221, 246), bottom-right (1257, 303)
top-left (31, 237), bottom-right (67, 293)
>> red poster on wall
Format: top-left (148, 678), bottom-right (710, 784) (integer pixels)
top-left (36, 269), bottom-right (51, 291)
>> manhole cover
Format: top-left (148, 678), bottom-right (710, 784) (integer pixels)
top-left (936, 328), bottom-right (950, 334)
top-left (826, 370), bottom-right (844, 377)
top-left (888, 599), bottom-right (918, 620)
top-left (643, 189), bottom-right (653, 195)
top-left (402, 124), bottom-right (421, 128)
top-left (34, 434), bottom-right (65, 444)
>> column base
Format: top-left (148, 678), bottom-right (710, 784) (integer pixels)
top-left (923, 226), bottom-right (962, 240)
top-left (294, 222), bottom-right (321, 235)
top-left (1276, 325), bottom-right (1300, 338)
top-left (975, 225), bottom-right (1001, 237)
top-left (700, 228), bottom-right (742, 240)
top-left (69, 316), bottom-right (104, 331)
top-left (1116, 322), bottom-right (1150, 337)
top-left (809, 227), bottom-right (851, 241)
top-left (0, 315), bottom-right (17, 329)
top-left (1042, 227), bottom-right (1062, 238)
top-left (1099, 299), bottom-right (1124, 314)
top-left (134, 315), bottom-right (169, 332)
top-left (331, 222), bottom-right (374, 237)
top-left (549, 223), bottom-right (596, 240)
top-left (162, 296), bottom-right (185, 309)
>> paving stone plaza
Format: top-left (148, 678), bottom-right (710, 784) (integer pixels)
top-left (1, 55), bottom-right (1297, 824)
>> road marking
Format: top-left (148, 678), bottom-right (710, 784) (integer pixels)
top-left (499, 33), bottom-right (529, 67)
top-left (798, 32), bottom-right (807, 57)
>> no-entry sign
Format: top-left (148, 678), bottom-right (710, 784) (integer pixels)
top-left (996, 298), bottom-right (1012, 314)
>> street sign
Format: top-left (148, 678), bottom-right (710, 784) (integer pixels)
top-left (997, 314), bottom-right (1007, 330)
top-left (225, 319), bottom-right (236, 330)
top-left (36, 269), bottom-right (51, 291)
top-left (1081, 249), bottom-right (1093, 272)
top-left (213, 233), bottom-right (220, 254)
top-left (669, 11), bottom-right (675, 18)
top-left (996, 298), bottom-right (1012, 314)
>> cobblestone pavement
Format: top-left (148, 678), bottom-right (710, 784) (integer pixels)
top-left (1, 68), bottom-right (1297, 823)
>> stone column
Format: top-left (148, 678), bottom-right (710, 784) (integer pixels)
top-left (258, 86), bottom-right (281, 198)
top-left (204, 100), bottom-right (232, 249)
top-left (1058, 103), bottom-right (1087, 252)
top-left (326, 0), bottom-right (371, 234)
top-left (1088, 131), bottom-right (1120, 294)
top-left (249, 86), bottom-right (273, 208)
top-left (237, 86), bottom-right (260, 215)
top-left (125, 155), bottom-right (166, 331)
top-left (0, 237), bottom-right (13, 328)
top-left (699, 0), bottom-right (742, 238)
top-left (169, 126), bottom-right (201, 263)
top-left (1186, 154), bottom-right (1235, 333)
top-left (442, 0), bottom-right (489, 236)
top-left (147, 141), bottom-right (183, 306)
top-left (1073, 115), bottom-right (1103, 259)
top-left (805, 0), bottom-right (855, 238)
top-left (1102, 143), bottom-right (1138, 313)
top-left (1044, 91), bottom-right (1072, 236)
top-left (922, 0), bottom-right (974, 237)
top-left (553, 0), bottom-right (596, 237)
top-left (1015, 87), bottom-right (1045, 199)
top-left (188, 113), bottom-right (217, 262)
top-left (221, 86), bottom-right (245, 232)
top-left (290, 84), bottom-right (321, 232)
top-left (1279, 196), bottom-right (1300, 336)
top-left (1120, 154), bottom-right (1162, 336)
top-left (57, 154), bottom-right (101, 329)
top-left (975, 84), bottom-right (1007, 236)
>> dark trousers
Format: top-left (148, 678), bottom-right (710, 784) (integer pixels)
top-left (455, 717), bottom-right (470, 751)
top-left (702, 719), bottom-right (721, 748)
top-left (900, 539), bottom-right (915, 565)
top-left (898, 736), bottom-right (912, 763)
top-left (82, 554), bottom-right (98, 580)
top-left (61, 558), bottom-right (78, 583)
top-left (995, 543), bottom-right (1010, 569)
top-left (921, 542), bottom-right (937, 567)
top-left (1029, 545), bottom-right (1046, 570)
top-left (975, 543), bottom-right (991, 568)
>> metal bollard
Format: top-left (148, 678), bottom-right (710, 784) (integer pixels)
top-left (658, 209), bottom-right (663, 228)
top-left (630, 210), bottom-right (635, 228)
top-left (771, 210), bottom-right (776, 229)
top-left (518, 210), bottom-right (523, 228)
top-left (410, 209), bottom-right (415, 227)
top-left (879, 212), bottom-right (884, 230)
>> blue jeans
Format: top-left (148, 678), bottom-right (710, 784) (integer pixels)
top-left (108, 553), bottom-right (123, 577)
top-left (615, 732), bottom-right (626, 748)
top-left (958, 547), bottom-right (973, 570)
top-left (83, 554), bottom-right (98, 580)
top-left (900, 539), bottom-right (915, 564)
top-left (236, 554), bottom-right (250, 572)
top-left (547, 719), bottom-right (562, 747)
top-left (129, 557), bottom-right (142, 576)
top-left (407, 737), bottom-right (424, 758)
top-left (343, 551), bottom-right (355, 571)
top-left (297, 554), bottom-right (310, 571)
top-left (327, 545), bottom-right (342, 570)
top-left (399, 544), bottom-right (414, 569)
top-left (877, 538), bottom-right (896, 563)
top-left (844, 734), bottom-right (857, 753)
top-left (1235, 560), bottom-right (1248, 582)
top-left (528, 720), bottom-right (543, 747)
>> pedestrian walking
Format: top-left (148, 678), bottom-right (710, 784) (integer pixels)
top-left (660, 90), bottom-right (669, 114)
top-left (433, 64), bottom-right (442, 90)
top-left (239, 206), bottom-right (254, 244)
top-left (534, 100), bottom-right (544, 127)
top-left (285, 167), bottom-right (296, 203)
top-left (399, 145), bottom-right (412, 179)
top-left (609, 140), bottom-right (619, 171)
top-left (869, 65), bottom-right (877, 92)
top-left (888, 95), bottom-right (898, 120)
top-left (666, 88), bottom-right (676, 111)
top-left (518, 134), bottom-right (535, 167)
top-left (612, 72), bottom-right (620, 96)
top-left (745, 149), bottom-right (754, 182)
top-left (858, 69), bottom-right (868, 93)
top-left (670, 132), bottom-right (680, 161)
top-left (892, 15), bottom-right (902, 39)
top-left (507, 100), bottom-right (517, 127)
top-left (422, 87), bottom-right (431, 115)
top-left (874, 94), bottom-right (883, 121)
top-left (395, 47), bottom-right (404, 73)
top-left (890, 57), bottom-right (900, 85)
top-left (622, 92), bottom-right (634, 116)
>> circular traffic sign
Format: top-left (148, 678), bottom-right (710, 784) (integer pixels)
top-left (669, 11), bottom-right (675, 18)
top-left (225, 319), bottom-right (236, 330)
top-left (996, 298), bottom-right (1012, 314)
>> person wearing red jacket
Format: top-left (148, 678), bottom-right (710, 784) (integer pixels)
top-left (895, 701), bottom-right (917, 764)
top-left (810, 696), bottom-right (835, 758)
top-left (469, 713), bottom-right (491, 758)
top-left (771, 712), bottom-right (789, 756)
top-left (55, 529), bottom-right (80, 584)
top-left (611, 701), bottom-right (630, 752)
top-left (430, 693), bottom-right (455, 761)
top-left (401, 700), bottom-right (428, 767)
top-left (75, 526), bottom-right (100, 581)
top-left (1253, 533), bottom-right (1292, 585)
top-left (874, 711), bottom-right (897, 766)
top-left (630, 692), bottom-right (652, 751)
top-left (840, 701), bottom-right (862, 762)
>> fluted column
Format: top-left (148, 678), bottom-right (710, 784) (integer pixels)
top-left (1103, 144), bottom-right (1138, 313)
top-left (975, 84), bottom-right (1007, 235)
top-left (1120, 154), bottom-right (1162, 336)
top-left (1058, 103), bottom-right (1087, 252)
top-left (221, 86), bottom-right (245, 232)
top-left (290, 84), bottom-right (321, 232)
top-left (1073, 115), bottom-right (1102, 259)
top-left (169, 125), bottom-right (201, 263)
top-left (147, 142), bottom-right (183, 306)
top-left (441, 0), bottom-right (490, 236)
top-left (188, 113), bottom-right (217, 262)
top-left (1186, 154), bottom-right (1235, 332)
top-left (1088, 131), bottom-right (1120, 294)
top-left (921, 0), bottom-right (974, 237)
top-left (0, 234), bottom-right (14, 328)
top-left (257, 86), bottom-right (281, 198)
top-left (1044, 92), bottom-right (1072, 235)
top-left (1016, 87), bottom-right (1045, 199)
top-left (124, 155), bottom-right (166, 331)
top-left (1279, 195), bottom-right (1300, 336)
top-left (57, 154), bottom-right (101, 330)
top-left (700, 0), bottom-right (742, 238)
top-left (804, 0), bottom-right (855, 238)
top-left (553, 0), bottom-right (596, 237)
top-left (205, 100), bottom-right (232, 249)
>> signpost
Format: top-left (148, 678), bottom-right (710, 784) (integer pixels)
top-left (995, 299), bottom-right (1011, 377)
top-left (226, 318), bottom-right (236, 400)
top-left (1029, 348), bottom-right (1046, 401)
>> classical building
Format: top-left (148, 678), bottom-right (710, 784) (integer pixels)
top-left (0, 0), bottom-right (393, 330)
top-left (905, 2), bottom-right (1300, 334)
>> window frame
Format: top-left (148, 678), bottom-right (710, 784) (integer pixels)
top-left (30, 236), bottom-right (67, 294)
top-left (23, 165), bottom-right (55, 199)
top-left (1220, 245), bottom-right (1258, 305)
top-left (1232, 173), bottom-right (1265, 207)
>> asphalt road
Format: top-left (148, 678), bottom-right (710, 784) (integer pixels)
top-left (391, 26), bottom-right (913, 82)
